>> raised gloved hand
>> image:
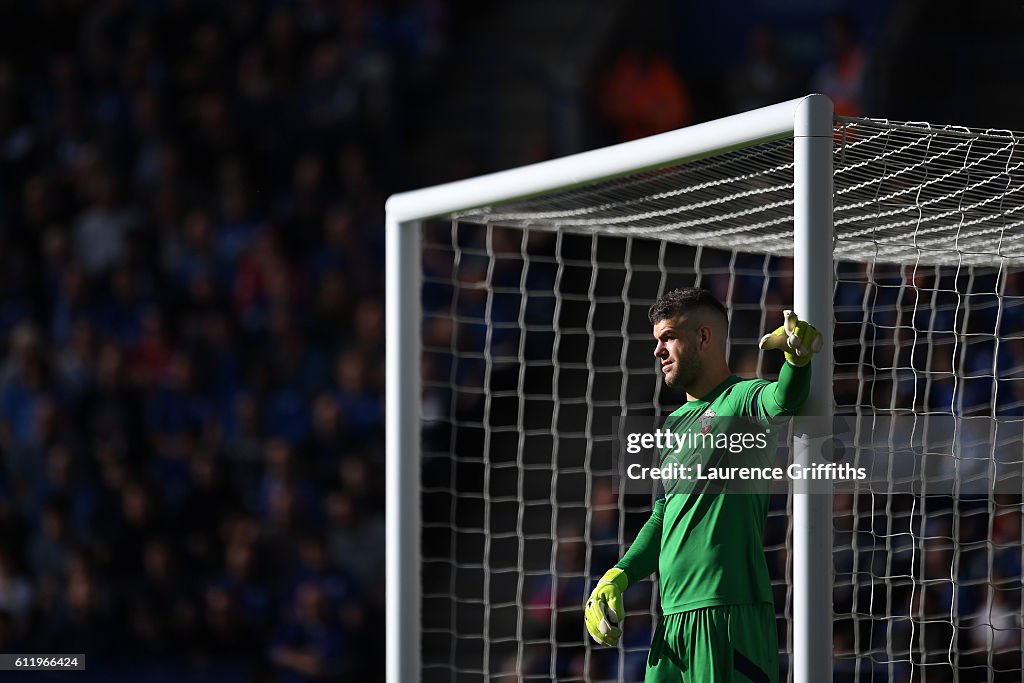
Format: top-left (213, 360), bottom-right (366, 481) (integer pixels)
top-left (758, 310), bottom-right (823, 367)
top-left (584, 568), bottom-right (628, 647)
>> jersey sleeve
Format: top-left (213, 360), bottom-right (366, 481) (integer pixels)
top-left (746, 361), bottom-right (811, 423)
top-left (614, 496), bottom-right (665, 586)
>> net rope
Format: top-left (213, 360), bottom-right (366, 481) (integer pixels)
top-left (453, 118), bottom-right (1024, 267)
top-left (418, 116), bottom-right (1024, 682)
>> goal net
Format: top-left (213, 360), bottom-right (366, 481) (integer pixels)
top-left (390, 99), bottom-right (1024, 682)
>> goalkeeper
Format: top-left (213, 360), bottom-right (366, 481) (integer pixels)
top-left (585, 287), bottom-right (822, 683)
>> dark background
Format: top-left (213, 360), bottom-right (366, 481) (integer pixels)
top-left (1, 0), bottom-right (1023, 680)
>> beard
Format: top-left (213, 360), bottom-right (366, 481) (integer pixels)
top-left (664, 352), bottom-right (701, 389)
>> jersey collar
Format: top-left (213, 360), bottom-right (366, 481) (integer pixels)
top-left (685, 374), bottom-right (742, 405)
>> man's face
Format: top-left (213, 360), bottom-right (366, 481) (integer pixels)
top-left (653, 317), bottom-right (702, 390)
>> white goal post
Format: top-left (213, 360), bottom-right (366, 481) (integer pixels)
top-left (385, 95), bottom-right (836, 682)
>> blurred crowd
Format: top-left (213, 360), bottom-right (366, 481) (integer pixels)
top-left (0, 0), bottom-right (448, 678)
top-left (594, 15), bottom-right (867, 144)
top-left (1, 0), bottom-right (1017, 681)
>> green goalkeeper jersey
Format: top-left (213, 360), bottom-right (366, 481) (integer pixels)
top-left (616, 362), bottom-right (810, 615)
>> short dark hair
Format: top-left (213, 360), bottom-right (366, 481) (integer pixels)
top-left (648, 287), bottom-right (728, 326)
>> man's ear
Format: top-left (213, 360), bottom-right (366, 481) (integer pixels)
top-left (699, 325), bottom-right (711, 349)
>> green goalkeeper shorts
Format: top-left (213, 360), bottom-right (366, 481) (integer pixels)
top-left (644, 604), bottom-right (778, 683)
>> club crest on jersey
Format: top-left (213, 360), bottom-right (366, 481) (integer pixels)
top-left (700, 409), bottom-right (716, 434)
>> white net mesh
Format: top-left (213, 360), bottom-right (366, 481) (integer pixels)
top-left (417, 116), bottom-right (1024, 682)
top-left (455, 119), bottom-right (1024, 267)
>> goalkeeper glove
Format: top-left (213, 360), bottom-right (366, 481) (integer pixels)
top-left (584, 568), bottom-right (628, 647)
top-left (758, 310), bottom-right (823, 367)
